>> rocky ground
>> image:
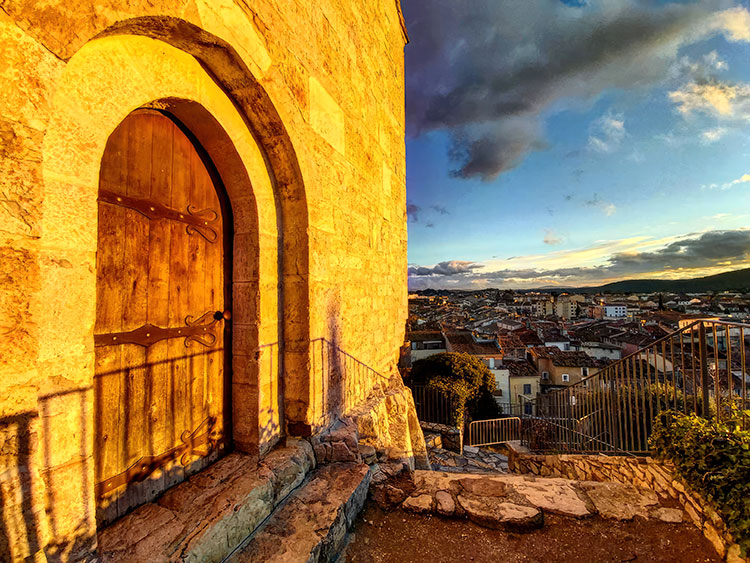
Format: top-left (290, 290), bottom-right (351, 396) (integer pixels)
top-left (355, 467), bottom-right (724, 562)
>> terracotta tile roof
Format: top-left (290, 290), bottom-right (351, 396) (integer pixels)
top-left (529, 346), bottom-right (600, 368)
top-left (444, 331), bottom-right (500, 355)
top-left (408, 331), bottom-right (445, 343)
top-left (500, 360), bottom-right (538, 378)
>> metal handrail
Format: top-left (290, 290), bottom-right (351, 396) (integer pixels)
top-left (522, 318), bottom-right (750, 454)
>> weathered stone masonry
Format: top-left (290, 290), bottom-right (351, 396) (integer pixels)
top-left (507, 445), bottom-right (747, 562)
top-left (0, 1), bottom-right (423, 560)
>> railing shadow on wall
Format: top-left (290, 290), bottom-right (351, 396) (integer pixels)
top-left (2, 339), bottom-right (397, 559)
top-left (90, 349), bottom-right (226, 526)
top-left (523, 320), bottom-right (750, 454)
top-left (0, 411), bottom-right (44, 562)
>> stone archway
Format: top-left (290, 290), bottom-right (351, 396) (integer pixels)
top-left (40, 30), bottom-right (310, 542)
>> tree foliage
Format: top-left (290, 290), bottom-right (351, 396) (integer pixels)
top-left (650, 407), bottom-right (750, 556)
top-left (411, 352), bottom-right (500, 425)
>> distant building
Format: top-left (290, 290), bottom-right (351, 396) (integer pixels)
top-left (528, 346), bottom-right (604, 387)
top-left (409, 331), bottom-right (446, 362)
top-left (593, 303), bottom-right (628, 320)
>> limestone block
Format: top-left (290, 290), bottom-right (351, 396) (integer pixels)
top-left (651, 507), bottom-right (683, 523)
top-left (435, 490), bottom-right (455, 516)
top-left (511, 479), bottom-right (591, 518)
top-left (402, 494), bottom-right (433, 514)
top-left (457, 495), bottom-right (543, 531)
top-left (580, 482), bottom-right (659, 520)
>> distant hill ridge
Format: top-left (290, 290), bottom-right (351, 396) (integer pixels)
top-left (579, 268), bottom-right (750, 294)
top-left (412, 268), bottom-right (750, 294)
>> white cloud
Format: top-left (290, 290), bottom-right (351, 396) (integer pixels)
top-left (702, 172), bottom-right (750, 190)
top-left (588, 113), bottom-right (626, 153)
top-left (714, 6), bottom-right (750, 42)
top-left (701, 127), bottom-right (728, 144)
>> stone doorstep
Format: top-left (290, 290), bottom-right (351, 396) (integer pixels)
top-left (228, 462), bottom-right (372, 563)
top-left (97, 439), bottom-right (315, 563)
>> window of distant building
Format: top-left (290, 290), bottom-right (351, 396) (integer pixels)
top-left (524, 402), bottom-right (533, 415)
top-left (542, 371), bottom-right (549, 380)
top-left (562, 373), bottom-right (570, 382)
top-left (582, 367), bottom-right (589, 377)
top-left (523, 383), bottom-right (532, 395)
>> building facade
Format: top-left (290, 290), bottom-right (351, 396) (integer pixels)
top-left (0, 2), bottom-right (422, 560)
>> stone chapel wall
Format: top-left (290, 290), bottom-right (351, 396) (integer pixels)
top-left (0, 1), bottom-right (415, 560)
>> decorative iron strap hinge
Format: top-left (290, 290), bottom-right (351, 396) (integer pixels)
top-left (98, 189), bottom-right (219, 242)
top-left (94, 310), bottom-right (230, 348)
top-left (95, 417), bottom-right (223, 498)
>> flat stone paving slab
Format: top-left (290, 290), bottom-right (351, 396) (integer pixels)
top-left (398, 471), bottom-right (687, 528)
top-left (229, 462), bottom-right (371, 563)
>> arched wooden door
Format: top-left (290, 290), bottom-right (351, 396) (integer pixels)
top-left (94, 109), bottom-right (231, 525)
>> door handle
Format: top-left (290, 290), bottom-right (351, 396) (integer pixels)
top-left (213, 310), bottom-right (231, 321)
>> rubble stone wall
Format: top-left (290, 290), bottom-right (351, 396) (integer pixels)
top-left (419, 422), bottom-right (463, 453)
top-left (507, 446), bottom-right (745, 561)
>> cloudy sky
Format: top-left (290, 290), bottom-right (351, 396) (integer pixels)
top-left (402, 0), bottom-right (750, 290)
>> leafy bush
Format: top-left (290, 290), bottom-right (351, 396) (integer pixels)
top-left (650, 408), bottom-right (750, 555)
top-left (411, 352), bottom-right (500, 426)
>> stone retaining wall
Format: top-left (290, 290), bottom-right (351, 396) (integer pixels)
top-left (419, 422), bottom-right (462, 453)
top-left (506, 443), bottom-right (746, 562)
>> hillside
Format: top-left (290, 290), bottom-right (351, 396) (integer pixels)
top-left (579, 268), bottom-right (750, 294)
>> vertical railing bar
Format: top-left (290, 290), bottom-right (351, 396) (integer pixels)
top-left (607, 369), bottom-right (616, 452)
top-left (676, 333), bottom-right (679, 410)
top-left (691, 325), bottom-right (698, 415)
top-left (638, 349), bottom-right (648, 452)
top-left (615, 361), bottom-right (624, 451)
top-left (638, 348), bottom-right (655, 452)
top-left (628, 354), bottom-right (638, 453)
top-left (742, 326), bottom-right (747, 430)
top-left (713, 323), bottom-right (721, 422)
top-left (661, 340), bottom-right (668, 415)
top-left (725, 324), bottom-right (733, 408)
top-left (679, 327), bottom-right (688, 415)
top-left (699, 322), bottom-right (710, 419)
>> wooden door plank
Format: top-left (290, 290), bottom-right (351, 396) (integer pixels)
top-left (95, 117), bottom-right (130, 525)
top-left (165, 119), bottom-right (193, 487)
top-left (145, 112), bottom-right (174, 500)
top-left (119, 113), bottom-right (153, 513)
top-left (185, 143), bottom-right (209, 473)
top-left (199, 160), bottom-right (225, 449)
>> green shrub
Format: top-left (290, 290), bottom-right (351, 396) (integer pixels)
top-left (650, 408), bottom-right (750, 555)
top-left (411, 352), bottom-right (500, 426)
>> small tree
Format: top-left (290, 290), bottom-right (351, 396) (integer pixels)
top-left (411, 352), bottom-right (500, 426)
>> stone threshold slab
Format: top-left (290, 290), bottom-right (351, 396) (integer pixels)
top-left (97, 439), bottom-right (315, 562)
top-left (228, 462), bottom-right (371, 563)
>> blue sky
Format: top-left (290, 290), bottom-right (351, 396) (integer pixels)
top-left (403, 0), bottom-right (750, 289)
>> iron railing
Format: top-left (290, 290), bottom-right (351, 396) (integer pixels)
top-left (522, 319), bottom-right (750, 454)
top-left (467, 417), bottom-right (521, 446)
top-left (408, 383), bottom-right (462, 426)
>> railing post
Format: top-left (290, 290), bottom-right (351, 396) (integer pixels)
top-left (699, 322), bottom-right (711, 420)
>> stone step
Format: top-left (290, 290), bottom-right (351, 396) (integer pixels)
top-left (228, 462), bottom-right (371, 563)
top-left (97, 439), bottom-right (315, 563)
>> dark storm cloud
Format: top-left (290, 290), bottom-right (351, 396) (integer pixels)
top-left (408, 229), bottom-right (750, 288)
top-left (403, 0), bottom-right (732, 181)
top-left (606, 229), bottom-right (750, 273)
top-left (408, 260), bottom-right (484, 276)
